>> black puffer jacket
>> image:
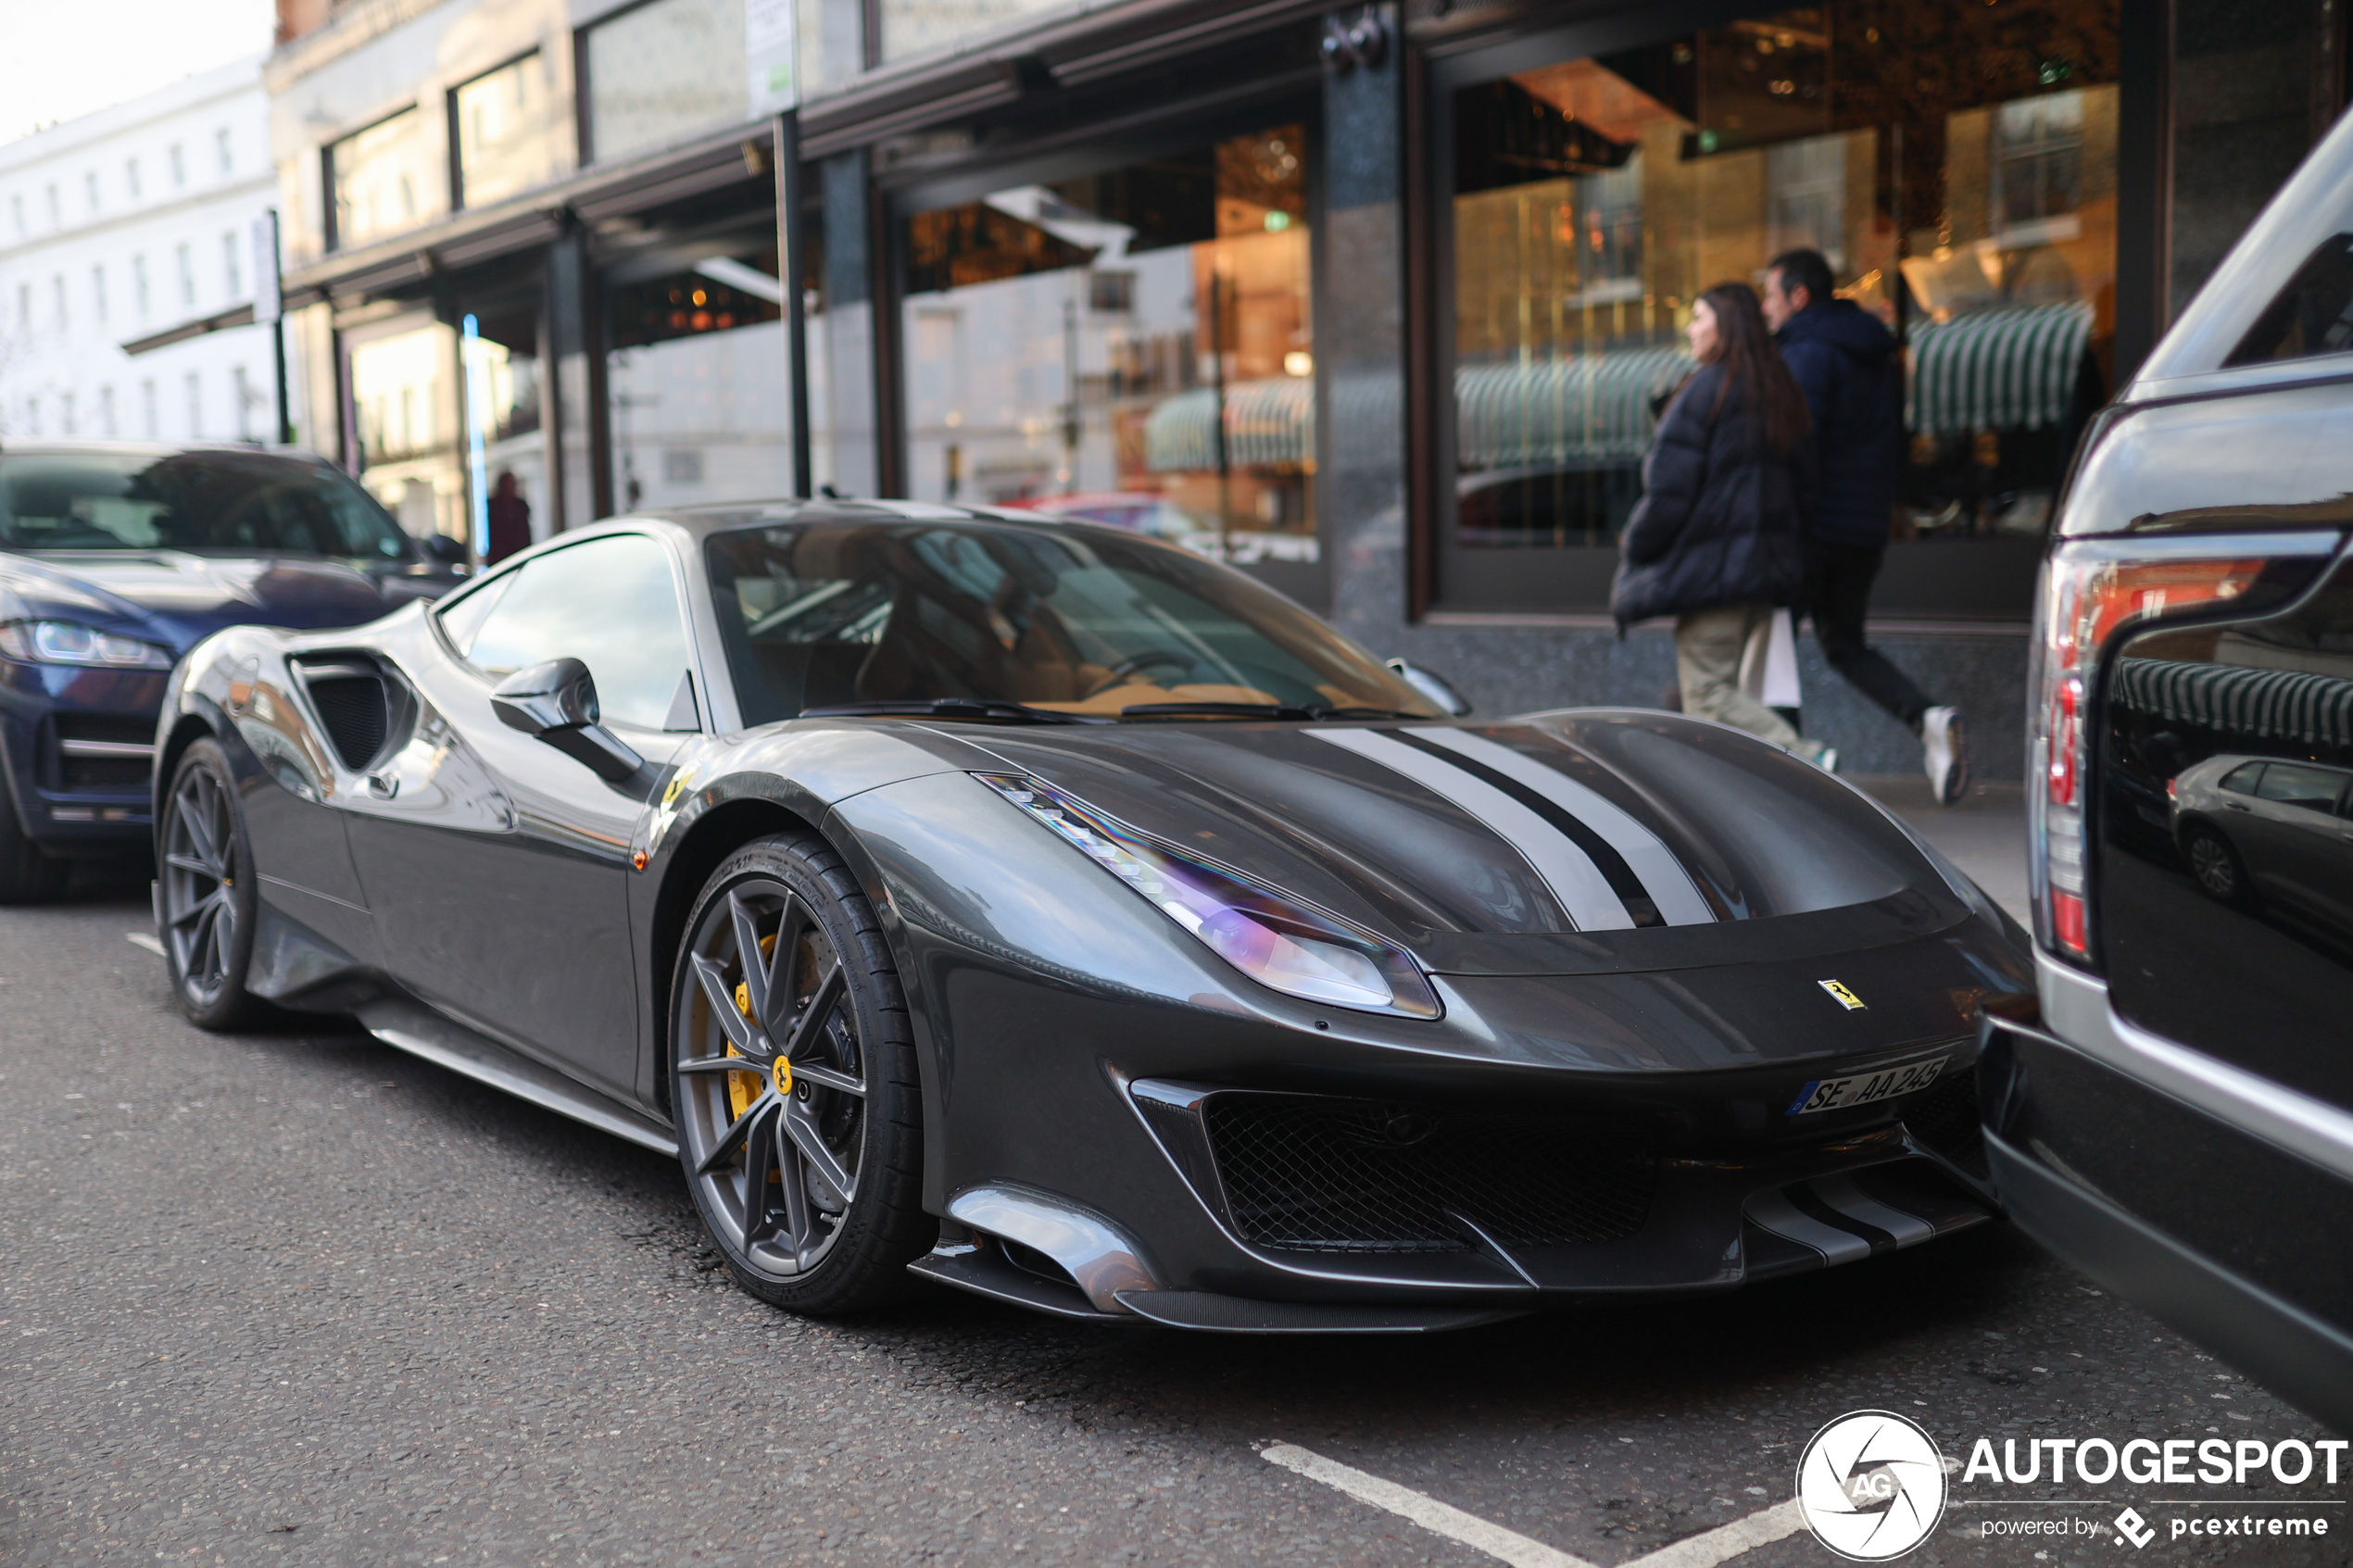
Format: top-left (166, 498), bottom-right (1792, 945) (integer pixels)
top-left (1610, 362), bottom-right (1811, 630)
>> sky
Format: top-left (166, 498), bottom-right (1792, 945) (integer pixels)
top-left (0, 0), bottom-right (277, 147)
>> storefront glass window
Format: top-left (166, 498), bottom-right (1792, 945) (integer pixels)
top-left (460, 301), bottom-right (545, 560)
top-left (348, 319), bottom-right (462, 545)
top-left (879, 0), bottom-right (1075, 63)
top-left (900, 125), bottom-right (1315, 566)
top-left (586, 0), bottom-right (747, 166)
top-left (330, 108), bottom-right (445, 251)
top-left (455, 53), bottom-right (562, 209)
top-left (604, 244), bottom-right (796, 510)
top-left (1441, 3), bottom-right (2118, 612)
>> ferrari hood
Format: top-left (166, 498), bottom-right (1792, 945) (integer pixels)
top-left (0, 550), bottom-right (395, 650)
top-left (954, 711), bottom-right (1979, 976)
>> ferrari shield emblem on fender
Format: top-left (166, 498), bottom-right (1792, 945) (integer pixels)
top-left (1818, 979), bottom-right (1866, 1010)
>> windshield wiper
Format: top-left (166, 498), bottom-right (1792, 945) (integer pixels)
top-left (1117, 702), bottom-right (1431, 721)
top-left (798, 698), bottom-right (1100, 724)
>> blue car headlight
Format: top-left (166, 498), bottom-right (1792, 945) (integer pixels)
top-left (0, 621), bottom-right (175, 670)
top-left (975, 772), bottom-right (1441, 1019)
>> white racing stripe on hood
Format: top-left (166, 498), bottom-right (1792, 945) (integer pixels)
top-left (1308, 728), bottom-right (1633, 932)
top-left (1409, 729), bottom-right (1716, 926)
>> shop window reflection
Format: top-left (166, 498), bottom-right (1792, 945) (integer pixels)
top-left (604, 244), bottom-right (808, 512)
top-left (900, 126), bottom-right (1315, 565)
top-left (1445, 2), bottom-right (2118, 566)
top-left (348, 320), bottom-right (461, 546)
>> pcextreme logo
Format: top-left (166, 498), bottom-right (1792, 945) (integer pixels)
top-left (1797, 1411), bottom-right (1947, 1561)
top-left (1796, 1410), bottom-right (2347, 1558)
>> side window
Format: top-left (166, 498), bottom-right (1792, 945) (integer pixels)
top-left (453, 533), bottom-right (693, 731)
top-left (2226, 233), bottom-right (2353, 367)
top-left (2219, 761), bottom-right (2266, 794)
top-left (2253, 761), bottom-right (2348, 813)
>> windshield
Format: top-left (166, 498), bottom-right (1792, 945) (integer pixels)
top-left (0, 451), bottom-right (414, 559)
top-left (706, 520), bottom-right (1441, 723)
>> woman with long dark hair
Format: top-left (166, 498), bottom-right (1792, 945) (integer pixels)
top-left (1611, 281), bottom-right (1830, 766)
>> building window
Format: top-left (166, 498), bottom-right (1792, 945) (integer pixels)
top-left (177, 243), bottom-right (195, 307)
top-left (217, 127), bottom-right (233, 176)
top-left (878, 0), bottom-right (1072, 64)
top-left (328, 107), bottom-right (445, 251)
top-left (233, 366), bottom-right (252, 440)
top-left (83, 171), bottom-right (98, 213)
top-left (141, 379), bottom-right (157, 439)
top-left (126, 158), bottom-right (141, 201)
top-left (347, 318), bottom-right (461, 540)
top-left (221, 231), bottom-right (242, 297)
top-left (45, 184), bottom-right (58, 226)
top-left (1428, 3), bottom-right (2119, 617)
top-left (453, 51), bottom-right (559, 208)
top-left (61, 392), bottom-right (75, 436)
top-left (91, 264), bottom-right (107, 324)
top-left (132, 255), bottom-right (150, 318)
top-left (26, 396), bottom-right (38, 436)
top-left (185, 371), bottom-right (202, 439)
top-left (16, 282), bottom-right (29, 331)
top-left (604, 241), bottom-right (789, 510)
top-left (897, 125), bottom-right (1316, 560)
top-left (9, 194), bottom-right (21, 235)
top-left (584, 0), bottom-right (746, 166)
top-left (100, 386), bottom-right (116, 437)
top-left (170, 144), bottom-right (185, 187)
top-left (52, 274), bottom-right (66, 330)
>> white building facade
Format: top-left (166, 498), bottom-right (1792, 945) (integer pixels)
top-left (0, 57), bottom-right (296, 448)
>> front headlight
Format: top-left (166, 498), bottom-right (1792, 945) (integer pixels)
top-left (975, 772), bottom-right (1441, 1019)
top-left (0, 621), bottom-right (175, 669)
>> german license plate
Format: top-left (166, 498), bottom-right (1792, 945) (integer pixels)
top-left (1787, 1058), bottom-right (1949, 1115)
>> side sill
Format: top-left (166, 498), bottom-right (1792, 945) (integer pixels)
top-left (355, 997), bottom-right (678, 1157)
top-left (1988, 1127), bottom-right (2353, 1434)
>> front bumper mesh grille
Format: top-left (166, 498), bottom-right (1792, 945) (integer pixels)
top-left (1901, 1071), bottom-right (1988, 1178)
top-left (1202, 1094), bottom-right (1655, 1254)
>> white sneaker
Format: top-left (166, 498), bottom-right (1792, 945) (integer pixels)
top-left (1923, 707), bottom-right (1968, 804)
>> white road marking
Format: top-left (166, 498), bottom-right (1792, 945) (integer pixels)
top-left (1264, 1441), bottom-right (1810, 1568)
top-left (125, 932), bottom-right (164, 957)
top-left (1260, 1443), bottom-right (1597, 1568)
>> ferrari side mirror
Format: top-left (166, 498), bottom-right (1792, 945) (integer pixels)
top-left (1386, 659), bottom-right (1473, 717)
top-left (491, 659), bottom-right (644, 784)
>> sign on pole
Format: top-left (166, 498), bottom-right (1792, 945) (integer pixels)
top-left (747, 0), bottom-right (798, 116)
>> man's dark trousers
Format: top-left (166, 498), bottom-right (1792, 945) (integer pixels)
top-left (1804, 540), bottom-right (1933, 731)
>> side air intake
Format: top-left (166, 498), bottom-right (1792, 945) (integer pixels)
top-left (294, 658), bottom-right (396, 771)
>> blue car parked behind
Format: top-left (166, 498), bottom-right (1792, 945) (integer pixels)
top-left (0, 443), bottom-right (465, 901)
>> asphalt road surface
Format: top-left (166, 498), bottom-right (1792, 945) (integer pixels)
top-left (2, 787), bottom-right (2341, 1568)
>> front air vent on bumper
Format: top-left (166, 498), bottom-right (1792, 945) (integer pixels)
top-left (1175, 1090), bottom-right (1655, 1254)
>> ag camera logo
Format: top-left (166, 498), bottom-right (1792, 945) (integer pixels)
top-left (1798, 1410), bottom-right (1949, 1561)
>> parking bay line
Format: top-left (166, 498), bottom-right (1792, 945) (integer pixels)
top-left (125, 932), bottom-right (163, 957)
top-left (1261, 1442), bottom-right (1807, 1568)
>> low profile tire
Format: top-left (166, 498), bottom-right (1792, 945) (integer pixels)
top-left (2183, 825), bottom-right (2251, 908)
top-left (670, 833), bottom-right (929, 1315)
top-left (159, 738), bottom-right (267, 1030)
top-left (0, 764), bottom-right (69, 905)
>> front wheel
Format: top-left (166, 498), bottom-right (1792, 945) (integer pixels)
top-left (670, 833), bottom-right (929, 1314)
top-left (2183, 825), bottom-right (2252, 908)
top-left (159, 738), bottom-right (266, 1029)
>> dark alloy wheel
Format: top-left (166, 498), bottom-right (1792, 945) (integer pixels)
top-left (671, 834), bottom-right (929, 1313)
top-left (0, 765), bottom-right (69, 905)
top-left (160, 739), bottom-right (266, 1029)
top-left (2183, 825), bottom-right (2251, 908)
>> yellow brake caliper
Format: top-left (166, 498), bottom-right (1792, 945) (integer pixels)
top-left (726, 933), bottom-right (777, 1121)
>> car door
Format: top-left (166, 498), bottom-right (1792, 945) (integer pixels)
top-left (341, 531), bottom-right (703, 1099)
top-left (2239, 760), bottom-right (2353, 917)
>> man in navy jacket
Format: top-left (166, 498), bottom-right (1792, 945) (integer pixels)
top-left (1764, 248), bottom-right (1968, 804)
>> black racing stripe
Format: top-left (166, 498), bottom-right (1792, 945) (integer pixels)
top-left (1787, 1183), bottom-right (1895, 1252)
top-left (1387, 730), bottom-right (1664, 927)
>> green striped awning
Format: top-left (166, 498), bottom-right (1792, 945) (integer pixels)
top-left (1907, 301), bottom-right (2093, 435)
top-left (1453, 347), bottom-right (1691, 470)
top-left (1142, 379), bottom-right (1315, 471)
top-left (2110, 657), bottom-right (2353, 752)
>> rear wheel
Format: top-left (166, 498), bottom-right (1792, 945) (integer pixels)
top-left (2183, 825), bottom-right (2251, 908)
top-left (0, 764), bottom-right (69, 905)
top-left (160, 739), bottom-right (266, 1030)
top-left (670, 834), bottom-right (929, 1314)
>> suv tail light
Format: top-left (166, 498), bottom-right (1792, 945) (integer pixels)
top-left (2029, 546), bottom-right (2267, 964)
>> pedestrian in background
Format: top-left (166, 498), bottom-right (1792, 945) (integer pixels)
top-left (485, 470), bottom-right (531, 565)
top-left (1763, 247), bottom-right (1969, 803)
top-left (1613, 282), bottom-right (1833, 770)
